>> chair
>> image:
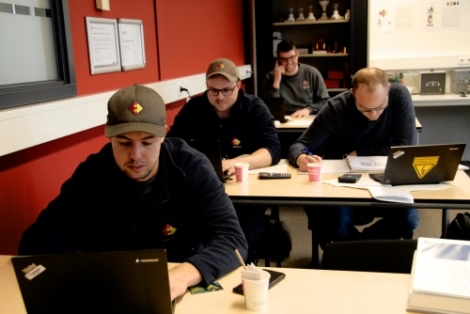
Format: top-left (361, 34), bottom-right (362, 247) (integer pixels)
top-left (321, 239), bottom-right (417, 273)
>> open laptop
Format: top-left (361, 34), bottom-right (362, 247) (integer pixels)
top-left (263, 97), bottom-right (287, 123)
top-left (370, 143), bottom-right (466, 185)
top-left (11, 250), bottom-right (173, 314)
top-left (186, 139), bottom-right (231, 182)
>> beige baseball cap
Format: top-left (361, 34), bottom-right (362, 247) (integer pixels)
top-left (105, 84), bottom-right (166, 137)
top-left (206, 58), bottom-right (240, 82)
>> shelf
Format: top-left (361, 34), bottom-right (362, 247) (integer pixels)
top-left (273, 19), bottom-right (349, 26)
top-left (300, 53), bottom-right (349, 58)
top-left (272, 53), bottom-right (349, 58)
top-left (328, 88), bottom-right (348, 93)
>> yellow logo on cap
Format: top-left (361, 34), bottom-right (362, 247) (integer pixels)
top-left (217, 63), bottom-right (225, 70)
top-left (128, 101), bottom-right (143, 115)
top-left (412, 156), bottom-right (439, 178)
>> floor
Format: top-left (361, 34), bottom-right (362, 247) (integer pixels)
top-left (264, 163), bottom-right (470, 269)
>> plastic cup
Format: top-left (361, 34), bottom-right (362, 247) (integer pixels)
top-left (234, 162), bottom-right (249, 182)
top-left (242, 270), bottom-right (271, 310)
top-left (307, 163), bottom-right (322, 182)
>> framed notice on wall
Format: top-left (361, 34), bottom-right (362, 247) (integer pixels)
top-left (118, 19), bottom-right (146, 71)
top-left (85, 17), bottom-right (121, 75)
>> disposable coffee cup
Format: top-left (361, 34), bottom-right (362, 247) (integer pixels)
top-left (307, 163), bottom-right (322, 182)
top-left (242, 270), bottom-right (271, 311)
top-left (234, 162), bottom-right (249, 182)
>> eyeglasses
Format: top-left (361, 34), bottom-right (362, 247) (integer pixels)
top-left (278, 54), bottom-right (297, 64)
top-left (207, 85), bottom-right (237, 97)
top-left (355, 96), bottom-right (389, 113)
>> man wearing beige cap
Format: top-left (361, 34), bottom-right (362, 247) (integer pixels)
top-left (167, 58), bottom-right (281, 262)
top-left (18, 84), bottom-right (248, 300)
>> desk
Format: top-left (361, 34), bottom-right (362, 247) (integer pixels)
top-left (0, 255), bottom-right (413, 314)
top-left (225, 163), bottom-right (470, 266)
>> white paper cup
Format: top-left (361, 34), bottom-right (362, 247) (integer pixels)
top-left (307, 163), bottom-right (322, 182)
top-left (234, 162), bottom-right (249, 182)
top-left (242, 270), bottom-right (271, 311)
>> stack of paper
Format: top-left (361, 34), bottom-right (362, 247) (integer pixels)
top-left (407, 237), bottom-right (470, 314)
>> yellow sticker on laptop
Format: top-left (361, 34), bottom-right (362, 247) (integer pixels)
top-left (413, 156), bottom-right (439, 178)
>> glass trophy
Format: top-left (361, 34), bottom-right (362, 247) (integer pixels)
top-left (319, 1), bottom-right (329, 20)
top-left (345, 9), bottom-right (350, 20)
top-left (297, 7), bottom-right (305, 22)
top-left (286, 7), bottom-right (295, 22)
top-left (306, 5), bottom-right (316, 21)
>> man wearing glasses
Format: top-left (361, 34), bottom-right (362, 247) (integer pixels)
top-left (262, 40), bottom-right (330, 118)
top-left (289, 67), bottom-right (419, 246)
top-left (167, 58), bottom-right (281, 261)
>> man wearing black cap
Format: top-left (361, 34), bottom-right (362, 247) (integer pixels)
top-left (167, 58), bottom-right (281, 260)
top-left (18, 84), bottom-right (248, 300)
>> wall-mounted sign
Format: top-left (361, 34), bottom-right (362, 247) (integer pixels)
top-left (86, 17), bottom-right (121, 75)
top-left (118, 19), bottom-right (146, 71)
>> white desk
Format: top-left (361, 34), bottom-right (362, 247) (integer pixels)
top-left (0, 255), bottom-right (413, 314)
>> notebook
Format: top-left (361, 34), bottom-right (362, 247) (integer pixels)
top-left (263, 97), bottom-right (287, 123)
top-left (370, 143), bottom-right (466, 185)
top-left (11, 250), bottom-right (173, 314)
top-left (186, 139), bottom-right (231, 182)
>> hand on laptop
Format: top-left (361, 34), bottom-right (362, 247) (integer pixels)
top-left (168, 262), bottom-right (203, 301)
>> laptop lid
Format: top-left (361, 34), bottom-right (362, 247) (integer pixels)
top-left (186, 139), bottom-right (230, 182)
top-left (381, 143), bottom-right (466, 185)
top-left (263, 97), bottom-right (287, 123)
top-left (11, 250), bottom-right (173, 314)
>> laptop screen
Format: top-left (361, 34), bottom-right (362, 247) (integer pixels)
top-left (12, 250), bottom-right (173, 314)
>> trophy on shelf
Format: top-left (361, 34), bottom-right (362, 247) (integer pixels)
top-left (297, 7), bottom-right (306, 22)
top-left (286, 7), bottom-right (295, 22)
top-left (345, 9), bottom-right (350, 20)
top-left (319, 0), bottom-right (330, 20)
top-left (306, 5), bottom-right (316, 21)
top-left (331, 3), bottom-right (342, 19)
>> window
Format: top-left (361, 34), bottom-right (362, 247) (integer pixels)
top-left (0, 0), bottom-right (76, 110)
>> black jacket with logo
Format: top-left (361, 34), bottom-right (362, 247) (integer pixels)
top-left (18, 138), bottom-right (248, 284)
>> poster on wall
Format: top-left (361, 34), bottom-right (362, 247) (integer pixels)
top-left (85, 17), bottom-right (121, 75)
top-left (118, 19), bottom-right (146, 71)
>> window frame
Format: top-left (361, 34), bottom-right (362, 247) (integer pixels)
top-left (0, 0), bottom-right (76, 110)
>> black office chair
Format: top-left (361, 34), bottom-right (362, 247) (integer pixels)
top-left (321, 239), bottom-right (417, 273)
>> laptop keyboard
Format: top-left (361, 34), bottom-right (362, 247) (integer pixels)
top-left (369, 173), bottom-right (385, 184)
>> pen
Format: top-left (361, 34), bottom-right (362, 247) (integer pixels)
top-left (234, 248), bottom-right (247, 270)
top-left (303, 147), bottom-right (321, 162)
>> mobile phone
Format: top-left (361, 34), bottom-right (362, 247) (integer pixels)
top-left (337, 173), bottom-right (362, 183)
top-left (232, 269), bottom-right (286, 295)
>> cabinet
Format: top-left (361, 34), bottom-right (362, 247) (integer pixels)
top-left (251, 0), bottom-right (368, 96)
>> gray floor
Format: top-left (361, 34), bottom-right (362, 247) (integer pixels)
top-left (268, 206), bottom-right (468, 269)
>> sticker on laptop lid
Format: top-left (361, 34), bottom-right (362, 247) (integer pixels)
top-left (392, 150), bottom-right (405, 159)
top-left (22, 263), bottom-right (46, 280)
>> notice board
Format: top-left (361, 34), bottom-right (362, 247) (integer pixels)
top-left (368, 0), bottom-right (470, 71)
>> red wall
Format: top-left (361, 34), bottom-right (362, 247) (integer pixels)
top-left (0, 0), bottom-right (247, 255)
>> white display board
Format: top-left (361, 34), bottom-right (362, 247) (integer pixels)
top-left (368, 0), bottom-right (470, 71)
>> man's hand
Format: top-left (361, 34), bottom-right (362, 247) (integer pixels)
top-left (222, 159), bottom-right (237, 175)
top-left (273, 61), bottom-right (285, 88)
top-left (296, 153), bottom-right (322, 172)
top-left (290, 108), bottom-right (310, 118)
top-left (168, 262), bottom-right (202, 301)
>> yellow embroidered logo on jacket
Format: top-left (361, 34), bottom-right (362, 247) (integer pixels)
top-left (161, 224), bottom-right (177, 236)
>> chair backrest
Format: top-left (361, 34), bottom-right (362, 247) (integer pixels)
top-left (321, 239), bottom-right (417, 274)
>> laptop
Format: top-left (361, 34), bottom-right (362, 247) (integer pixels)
top-left (263, 97), bottom-right (287, 123)
top-left (370, 143), bottom-right (466, 185)
top-left (186, 139), bottom-right (231, 182)
top-left (11, 250), bottom-right (173, 314)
